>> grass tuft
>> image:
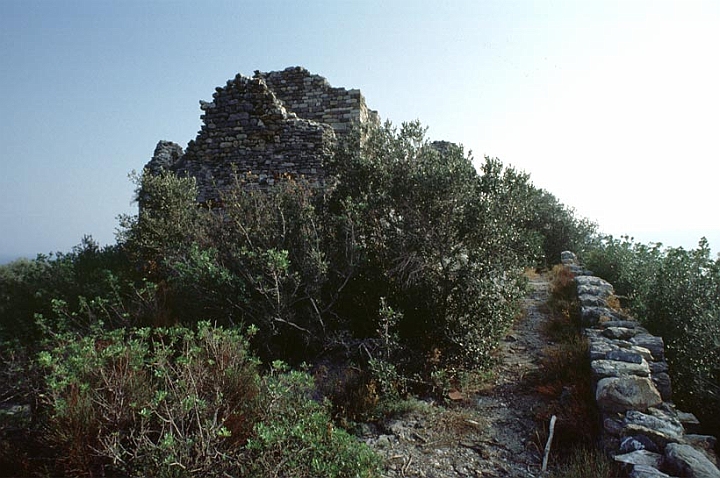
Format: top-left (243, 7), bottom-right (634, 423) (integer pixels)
top-left (548, 445), bottom-right (622, 478)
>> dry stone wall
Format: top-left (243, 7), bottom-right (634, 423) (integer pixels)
top-left (145, 67), bottom-right (379, 203)
top-left (255, 67), bottom-right (379, 138)
top-left (561, 251), bottom-right (720, 478)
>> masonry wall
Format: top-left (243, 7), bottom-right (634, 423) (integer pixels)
top-left (145, 67), bottom-right (378, 203)
top-left (562, 252), bottom-right (720, 478)
top-left (255, 67), bottom-right (379, 137)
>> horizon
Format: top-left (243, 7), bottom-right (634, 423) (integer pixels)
top-left (1, 0), bottom-right (718, 261)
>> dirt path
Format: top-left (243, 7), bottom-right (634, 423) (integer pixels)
top-left (367, 273), bottom-right (554, 477)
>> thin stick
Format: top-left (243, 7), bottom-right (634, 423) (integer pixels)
top-left (542, 415), bottom-right (557, 472)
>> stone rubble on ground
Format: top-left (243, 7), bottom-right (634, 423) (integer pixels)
top-left (562, 251), bottom-right (720, 478)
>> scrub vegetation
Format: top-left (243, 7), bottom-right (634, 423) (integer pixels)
top-left (3, 119), bottom-right (713, 476)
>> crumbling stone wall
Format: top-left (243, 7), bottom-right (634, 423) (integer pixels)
top-left (145, 67), bottom-right (378, 203)
top-left (255, 67), bottom-right (379, 137)
top-left (562, 252), bottom-right (720, 478)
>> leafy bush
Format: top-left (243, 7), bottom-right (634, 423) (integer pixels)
top-left (0, 237), bottom-right (134, 344)
top-left (37, 322), bottom-right (260, 476)
top-left (35, 322), bottom-right (379, 477)
top-left (247, 362), bottom-right (380, 477)
top-left (325, 122), bottom-right (531, 376)
top-left (582, 235), bottom-right (663, 316)
top-left (524, 189), bottom-right (597, 268)
top-left (110, 121), bottom-right (547, 379)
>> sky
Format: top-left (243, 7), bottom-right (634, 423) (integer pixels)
top-left (1, 0), bottom-right (718, 263)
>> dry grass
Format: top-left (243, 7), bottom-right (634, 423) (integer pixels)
top-left (548, 446), bottom-right (622, 478)
top-left (605, 293), bottom-right (622, 311)
top-left (523, 267), bottom-right (541, 280)
top-left (531, 264), bottom-right (605, 469)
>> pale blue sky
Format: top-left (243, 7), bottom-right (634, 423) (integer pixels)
top-left (1, 0), bottom-right (718, 263)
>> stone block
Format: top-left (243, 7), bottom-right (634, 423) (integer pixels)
top-left (613, 449), bottom-right (664, 468)
top-left (560, 248), bottom-right (577, 263)
top-left (596, 376), bottom-right (663, 414)
top-left (592, 359), bottom-right (650, 379)
top-left (624, 409), bottom-right (684, 448)
top-left (665, 443), bottom-right (720, 478)
top-left (603, 326), bottom-right (639, 340)
top-left (579, 293), bottom-right (608, 307)
top-left (577, 283), bottom-right (615, 298)
top-left (607, 349), bottom-right (644, 364)
top-left (631, 334), bottom-right (665, 361)
top-left (685, 435), bottom-right (719, 466)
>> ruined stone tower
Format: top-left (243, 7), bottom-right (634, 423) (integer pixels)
top-left (145, 67), bottom-right (379, 203)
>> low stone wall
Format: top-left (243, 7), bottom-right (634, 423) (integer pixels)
top-left (562, 251), bottom-right (720, 478)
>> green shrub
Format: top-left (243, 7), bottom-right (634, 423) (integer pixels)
top-left (0, 237), bottom-right (137, 345)
top-left (326, 122), bottom-right (532, 377)
top-left (35, 322), bottom-right (379, 477)
top-left (582, 235), bottom-right (663, 316)
top-left (247, 362), bottom-right (380, 477)
top-left (38, 322), bottom-right (261, 477)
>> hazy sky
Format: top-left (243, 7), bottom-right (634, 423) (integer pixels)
top-left (1, 0), bottom-right (718, 262)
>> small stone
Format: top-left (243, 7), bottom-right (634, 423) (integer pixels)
top-left (630, 346), bottom-right (654, 362)
top-left (575, 275), bottom-right (613, 289)
top-left (649, 361), bottom-right (669, 374)
top-left (579, 293), bottom-right (608, 307)
top-left (604, 416), bottom-right (626, 436)
top-left (582, 307), bottom-right (626, 326)
top-left (624, 409), bottom-right (684, 448)
top-left (561, 251), bottom-right (578, 264)
top-left (589, 341), bottom-right (614, 360)
top-left (601, 320), bottom-right (640, 329)
top-left (577, 283), bottom-right (615, 298)
top-left (375, 435), bottom-right (391, 448)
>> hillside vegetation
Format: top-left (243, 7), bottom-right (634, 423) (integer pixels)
top-left (3, 120), bottom-right (714, 476)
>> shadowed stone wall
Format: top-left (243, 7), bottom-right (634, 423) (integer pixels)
top-left (562, 251), bottom-right (720, 478)
top-left (145, 67), bottom-right (379, 203)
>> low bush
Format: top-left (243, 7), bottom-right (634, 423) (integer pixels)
top-left (246, 362), bottom-right (380, 477)
top-left (34, 322), bottom-right (379, 477)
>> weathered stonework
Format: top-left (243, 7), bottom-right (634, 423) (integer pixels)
top-left (145, 66), bottom-right (379, 203)
top-left (561, 251), bottom-right (720, 478)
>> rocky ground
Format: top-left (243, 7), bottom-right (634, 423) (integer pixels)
top-left (364, 273), bottom-right (558, 477)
